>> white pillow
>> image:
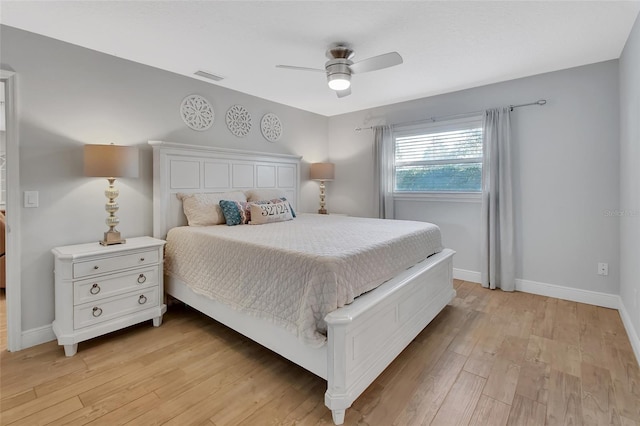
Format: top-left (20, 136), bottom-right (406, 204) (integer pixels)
top-left (245, 189), bottom-right (287, 203)
top-left (177, 191), bottom-right (246, 226)
top-left (249, 202), bottom-right (294, 225)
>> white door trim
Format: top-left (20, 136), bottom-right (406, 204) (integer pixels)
top-left (2, 69), bottom-right (22, 352)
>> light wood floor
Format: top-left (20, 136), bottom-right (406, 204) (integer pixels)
top-left (1, 280), bottom-right (639, 425)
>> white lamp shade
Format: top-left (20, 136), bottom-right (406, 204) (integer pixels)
top-left (84, 144), bottom-right (139, 178)
top-left (310, 162), bottom-right (335, 181)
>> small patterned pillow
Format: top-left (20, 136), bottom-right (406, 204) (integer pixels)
top-left (250, 202), bottom-right (294, 225)
top-left (219, 200), bottom-right (252, 226)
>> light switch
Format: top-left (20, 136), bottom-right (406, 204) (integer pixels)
top-left (24, 191), bottom-right (39, 208)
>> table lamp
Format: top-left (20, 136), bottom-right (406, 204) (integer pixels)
top-left (310, 162), bottom-right (335, 214)
top-left (84, 144), bottom-right (139, 245)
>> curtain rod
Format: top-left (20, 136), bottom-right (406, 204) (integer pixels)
top-left (354, 99), bottom-right (547, 132)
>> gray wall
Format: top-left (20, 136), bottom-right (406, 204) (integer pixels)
top-left (328, 61), bottom-right (621, 296)
top-left (1, 25), bottom-right (328, 331)
top-left (619, 15), bottom-right (640, 347)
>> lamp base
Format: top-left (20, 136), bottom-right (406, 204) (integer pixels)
top-left (100, 231), bottom-right (126, 246)
top-left (318, 208), bottom-right (328, 215)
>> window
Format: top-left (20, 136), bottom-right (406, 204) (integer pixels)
top-left (394, 116), bottom-right (483, 194)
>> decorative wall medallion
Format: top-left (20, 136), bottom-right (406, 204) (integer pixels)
top-left (180, 95), bottom-right (214, 131)
top-left (260, 113), bottom-right (283, 142)
top-left (226, 105), bottom-right (252, 137)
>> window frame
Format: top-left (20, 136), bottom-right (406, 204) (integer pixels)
top-left (392, 115), bottom-right (484, 202)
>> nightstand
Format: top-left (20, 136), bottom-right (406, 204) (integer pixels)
top-left (52, 236), bottom-right (166, 356)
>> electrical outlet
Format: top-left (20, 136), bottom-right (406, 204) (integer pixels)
top-left (597, 262), bottom-right (609, 276)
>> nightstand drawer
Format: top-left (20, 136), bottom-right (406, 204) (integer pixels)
top-left (73, 249), bottom-right (159, 278)
top-left (74, 287), bottom-right (160, 329)
top-left (74, 266), bottom-right (158, 305)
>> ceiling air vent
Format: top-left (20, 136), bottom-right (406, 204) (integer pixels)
top-left (194, 70), bottom-right (224, 82)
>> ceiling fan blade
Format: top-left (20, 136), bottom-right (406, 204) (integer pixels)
top-left (336, 87), bottom-right (351, 98)
top-left (350, 52), bottom-right (403, 74)
top-left (276, 65), bottom-right (325, 73)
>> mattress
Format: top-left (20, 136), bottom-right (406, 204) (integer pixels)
top-left (165, 213), bottom-right (443, 347)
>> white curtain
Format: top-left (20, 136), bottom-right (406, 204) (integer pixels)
top-left (373, 125), bottom-right (394, 219)
top-left (481, 108), bottom-right (515, 291)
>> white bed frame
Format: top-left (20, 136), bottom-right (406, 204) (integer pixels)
top-left (150, 141), bottom-right (456, 424)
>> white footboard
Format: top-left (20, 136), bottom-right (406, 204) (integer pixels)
top-left (324, 248), bottom-right (456, 424)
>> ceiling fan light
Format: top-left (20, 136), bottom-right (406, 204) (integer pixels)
top-left (328, 73), bottom-right (351, 91)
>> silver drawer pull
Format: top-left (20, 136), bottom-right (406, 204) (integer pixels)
top-left (90, 283), bottom-right (101, 295)
top-left (92, 307), bottom-right (103, 317)
top-left (138, 295), bottom-right (147, 305)
top-left (139, 257), bottom-right (145, 262)
top-left (93, 265), bottom-right (99, 270)
top-left (137, 274), bottom-right (147, 284)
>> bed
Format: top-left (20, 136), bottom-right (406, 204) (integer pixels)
top-left (150, 141), bottom-right (455, 424)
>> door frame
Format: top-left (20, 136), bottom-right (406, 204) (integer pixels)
top-left (2, 69), bottom-right (22, 352)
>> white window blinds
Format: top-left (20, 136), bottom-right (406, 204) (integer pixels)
top-left (394, 116), bottom-right (483, 192)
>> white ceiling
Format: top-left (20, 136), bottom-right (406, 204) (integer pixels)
top-left (2, 1), bottom-right (639, 117)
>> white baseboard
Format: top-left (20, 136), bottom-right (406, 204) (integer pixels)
top-left (453, 269), bottom-right (619, 309)
top-left (21, 324), bottom-right (56, 350)
top-left (515, 278), bottom-right (619, 309)
top-left (453, 268), bottom-right (481, 283)
top-left (617, 298), bottom-right (640, 367)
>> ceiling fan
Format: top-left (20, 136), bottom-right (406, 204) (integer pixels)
top-left (276, 44), bottom-right (403, 98)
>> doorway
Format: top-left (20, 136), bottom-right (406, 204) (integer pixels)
top-left (1, 70), bottom-right (20, 352)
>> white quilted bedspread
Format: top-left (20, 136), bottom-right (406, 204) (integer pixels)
top-left (165, 214), bottom-right (443, 347)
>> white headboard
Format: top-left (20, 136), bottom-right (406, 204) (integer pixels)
top-left (150, 141), bottom-right (301, 239)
